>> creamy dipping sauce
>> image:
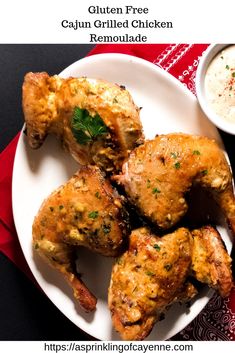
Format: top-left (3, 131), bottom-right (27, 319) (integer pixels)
top-left (205, 45), bottom-right (235, 123)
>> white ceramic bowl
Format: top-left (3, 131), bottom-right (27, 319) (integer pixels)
top-left (196, 44), bottom-right (235, 135)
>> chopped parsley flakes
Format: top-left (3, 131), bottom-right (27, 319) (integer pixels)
top-left (146, 271), bottom-right (155, 277)
top-left (174, 162), bottom-right (181, 169)
top-left (201, 169), bottom-right (208, 176)
top-left (152, 187), bottom-right (161, 194)
top-left (164, 264), bottom-right (172, 271)
top-left (193, 150), bottom-right (201, 155)
top-left (153, 244), bottom-right (161, 251)
top-left (88, 211), bottom-right (99, 219)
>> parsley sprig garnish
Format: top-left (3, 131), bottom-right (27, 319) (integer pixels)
top-left (71, 107), bottom-right (108, 145)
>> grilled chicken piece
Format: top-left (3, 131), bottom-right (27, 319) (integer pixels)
top-left (22, 72), bottom-right (144, 173)
top-left (115, 133), bottom-right (235, 234)
top-left (191, 226), bottom-right (232, 298)
top-left (108, 227), bottom-right (193, 340)
top-left (33, 166), bottom-right (130, 312)
top-left (109, 226), bottom-right (232, 340)
top-left (172, 281), bottom-right (198, 303)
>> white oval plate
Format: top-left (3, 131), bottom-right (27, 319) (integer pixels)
top-left (12, 53), bottom-right (233, 341)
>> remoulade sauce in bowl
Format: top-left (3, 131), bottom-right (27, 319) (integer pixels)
top-left (196, 44), bottom-right (235, 135)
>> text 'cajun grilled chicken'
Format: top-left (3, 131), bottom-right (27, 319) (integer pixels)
top-left (108, 226), bottom-right (232, 340)
top-left (115, 133), bottom-right (235, 234)
top-left (33, 166), bottom-right (130, 312)
top-left (22, 72), bottom-right (144, 173)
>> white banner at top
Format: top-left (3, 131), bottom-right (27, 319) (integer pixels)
top-left (0, 0), bottom-right (234, 43)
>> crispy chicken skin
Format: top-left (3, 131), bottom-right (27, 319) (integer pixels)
top-left (115, 133), bottom-right (235, 233)
top-left (109, 226), bottom-right (233, 340)
top-left (33, 165), bottom-right (130, 312)
top-left (22, 72), bottom-right (144, 172)
top-left (108, 227), bottom-right (194, 341)
top-left (191, 226), bottom-right (233, 298)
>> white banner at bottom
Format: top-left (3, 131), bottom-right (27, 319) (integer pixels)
top-left (0, 341), bottom-right (234, 353)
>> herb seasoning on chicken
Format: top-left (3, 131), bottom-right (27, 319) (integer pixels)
top-left (33, 166), bottom-right (130, 312)
top-left (109, 227), bottom-right (194, 341)
top-left (115, 133), bottom-right (235, 233)
top-left (108, 226), bottom-right (232, 340)
top-left (22, 73), bottom-right (144, 173)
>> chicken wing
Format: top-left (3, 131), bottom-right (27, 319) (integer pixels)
top-left (108, 227), bottom-right (193, 340)
top-left (115, 133), bottom-right (235, 234)
top-left (33, 165), bottom-right (130, 312)
top-left (191, 225), bottom-right (232, 298)
top-left (109, 226), bottom-right (232, 340)
top-left (22, 72), bottom-right (144, 173)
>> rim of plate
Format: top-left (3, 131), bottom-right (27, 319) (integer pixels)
top-left (12, 53), bottom-right (228, 341)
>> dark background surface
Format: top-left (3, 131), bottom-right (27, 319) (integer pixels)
top-left (0, 44), bottom-right (234, 341)
top-left (0, 44), bottom-right (95, 340)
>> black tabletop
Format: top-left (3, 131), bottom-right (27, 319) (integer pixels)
top-left (0, 44), bottom-right (95, 340)
top-left (0, 44), bottom-right (234, 341)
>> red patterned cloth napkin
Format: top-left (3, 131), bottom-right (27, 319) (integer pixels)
top-left (0, 44), bottom-right (234, 341)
